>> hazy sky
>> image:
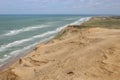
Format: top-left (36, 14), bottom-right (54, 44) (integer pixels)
top-left (0, 0), bottom-right (120, 15)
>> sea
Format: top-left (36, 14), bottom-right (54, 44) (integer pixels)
top-left (0, 15), bottom-right (91, 67)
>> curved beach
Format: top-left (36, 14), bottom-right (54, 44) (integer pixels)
top-left (0, 17), bottom-right (120, 80)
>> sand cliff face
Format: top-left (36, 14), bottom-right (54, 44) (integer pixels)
top-left (0, 17), bottom-right (120, 80)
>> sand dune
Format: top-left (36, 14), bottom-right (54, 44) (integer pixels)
top-left (0, 17), bottom-right (120, 80)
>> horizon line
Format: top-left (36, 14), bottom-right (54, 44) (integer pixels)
top-left (0, 14), bottom-right (120, 16)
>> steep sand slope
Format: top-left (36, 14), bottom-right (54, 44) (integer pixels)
top-left (0, 17), bottom-right (120, 80)
top-left (0, 25), bottom-right (120, 80)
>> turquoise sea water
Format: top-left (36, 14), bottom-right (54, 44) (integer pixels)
top-left (0, 15), bottom-right (91, 66)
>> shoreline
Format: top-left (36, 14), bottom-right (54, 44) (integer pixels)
top-left (0, 16), bottom-right (120, 80)
top-left (0, 47), bottom-right (34, 72)
top-left (0, 17), bottom-right (92, 72)
top-left (0, 36), bottom-right (54, 72)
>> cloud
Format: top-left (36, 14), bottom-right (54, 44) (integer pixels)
top-left (0, 0), bottom-right (120, 14)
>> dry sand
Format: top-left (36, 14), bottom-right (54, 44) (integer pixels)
top-left (0, 17), bottom-right (120, 80)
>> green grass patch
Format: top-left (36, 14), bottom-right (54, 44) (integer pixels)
top-left (81, 17), bottom-right (120, 29)
top-left (54, 29), bottom-right (67, 39)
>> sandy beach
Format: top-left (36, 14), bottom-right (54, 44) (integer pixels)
top-left (0, 17), bottom-right (120, 80)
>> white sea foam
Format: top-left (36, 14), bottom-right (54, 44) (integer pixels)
top-left (4, 25), bottom-right (49, 36)
top-left (70, 17), bottom-right (91, 25)
top-left (58, 17), bottom-right (91, 30)
top-left (0, 26), bottom-right (64, 53)
top-left (9, 36), bottom-right (54, 56)
top-left (0, 55), bottom-right (11, 63)
top-left (0, 38), bottom-right (32, 52)
top-left (0, 36), bottom-right (54, 64)
top-left (0, 45), bottom-right (35, 63)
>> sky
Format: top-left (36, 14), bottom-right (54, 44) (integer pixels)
top-left (0, 0), bottom-right (120, 15)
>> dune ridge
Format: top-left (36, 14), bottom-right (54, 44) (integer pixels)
top-left (0, 17), bottom-right (120, 80)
